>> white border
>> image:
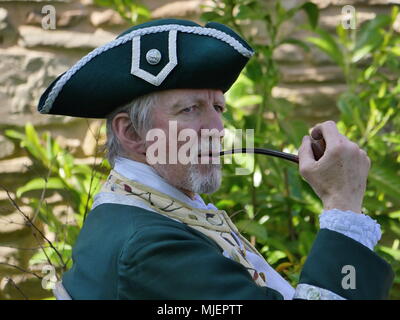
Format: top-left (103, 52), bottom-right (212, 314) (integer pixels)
top-left (39, 24), bottom-right (254, 114)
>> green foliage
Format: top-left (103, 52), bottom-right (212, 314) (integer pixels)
top-left (5, 124), bottom-right (110, 272)
top-left (93, 0), bottom-right (150, 24)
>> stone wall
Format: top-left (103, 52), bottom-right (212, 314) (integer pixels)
top-left (0, 0), bottom-right (398, 299)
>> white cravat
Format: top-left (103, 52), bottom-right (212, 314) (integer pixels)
top-left (113, 156), bottom-right (217, 210)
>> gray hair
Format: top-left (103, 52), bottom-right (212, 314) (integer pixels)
top-left (105, 92), bottom-right (159, 167)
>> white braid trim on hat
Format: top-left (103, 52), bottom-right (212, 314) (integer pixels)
top-left (39, 24), bottom-right (255, 114)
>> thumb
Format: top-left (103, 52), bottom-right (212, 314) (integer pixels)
top-left (298, 135), bottom-right (316, 170)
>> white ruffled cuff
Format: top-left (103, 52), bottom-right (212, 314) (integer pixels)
top-left (293, 283), bottom-right (346, 300)
top-left (319, 209), bottom-right (382, 250)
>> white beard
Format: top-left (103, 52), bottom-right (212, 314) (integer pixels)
top-left (187, 163), bottom-right (222, 194)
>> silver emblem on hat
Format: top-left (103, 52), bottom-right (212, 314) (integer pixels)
top-left (146, 49), bottom-right (162, 65)
top-left (131, 30), bottom-right (178, 86)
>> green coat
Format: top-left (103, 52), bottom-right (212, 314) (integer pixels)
top-left (62, 203), bottom-right (394, 299)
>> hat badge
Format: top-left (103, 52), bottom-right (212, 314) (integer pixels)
top-left (146, 49), bottom-right (162, 65)
top-left (130, 30), bottom-right (178, 86)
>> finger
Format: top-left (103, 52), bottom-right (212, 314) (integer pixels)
top-left (359, 149), bottom-right (371, 167)
top-left (311, 121), bottom-right (342, 151)
top-left (298, 135), bottom-right (316, 169)
top-left (311, 138), bottom-right (326, 161)
top-left (311, 127), bottom-right (323, 140)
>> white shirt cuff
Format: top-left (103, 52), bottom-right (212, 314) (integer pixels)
top-left (319, 208), bottom-right (382, 250)
top-left (293, 283), bottom-right (346, 300)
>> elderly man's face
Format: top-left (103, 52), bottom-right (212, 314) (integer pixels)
top-left (146, 88), bottom-right (225, 198)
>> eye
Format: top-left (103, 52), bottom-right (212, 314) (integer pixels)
top-left (181, 105), bottom-right (197, 113)
top-left (214, 105), bottom-right (225, 113)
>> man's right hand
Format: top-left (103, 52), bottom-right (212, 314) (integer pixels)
top-left (298, 120), bottom-right (371, 214)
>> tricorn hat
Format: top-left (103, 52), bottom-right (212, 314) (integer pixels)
top-left (37, 18), bottom-right (254, 118)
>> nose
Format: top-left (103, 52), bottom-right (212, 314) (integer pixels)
top-left (202, 104), bottom-right (224, 132)
top-left (199, 104), bottom-right (225, 150)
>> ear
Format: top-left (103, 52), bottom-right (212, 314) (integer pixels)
top-left (112, 112), bottom-right (146, 160)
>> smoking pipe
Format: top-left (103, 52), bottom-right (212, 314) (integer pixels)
top-left (219, 128), bottom-right (326, 164)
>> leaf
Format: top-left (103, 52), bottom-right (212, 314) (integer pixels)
top-left (352, 15), bottom-right (391, 62)
top-left (369, 163), bottom-right (400, 205)
top-left (287, 166), bottom-right (303, 201)
top-left (216, 199), bottom-right (236, 208)
top-left (233, 95), bottom-right (262, 108)
top-left (16, 177), bottom-right (66, 198)
top-left (200, 11), bottom-right (222, 22)
top-left (280, 119), bottom-right (309, 146)
top-left (25, 123), bottom-right (45, 158)
top-left (29, 243), bottom-right (72, 267)
top-left (389, 47), bottom-right (400, 56)
top-left (357, 14), bottom-right (391, 46)
top-left (135, 5), bottom-right (150, 18)
top-left (278, 38), bottom-right (310, 52)
top-left (245, 58), bottom-right (264, 82)
top-left (389, 210), bottom-right (400, 219)
top-left (29, 198), bottom-right (62, 232)
top-left (4, 129), bottom-right (25, 141)
top-left (298, 230), bottom-right (315, 256)
top-left (337, 92), bottom-right (364, 130)
top-left (377, 245), bottom-right (400, 261)
top-left (301, 2), bottom-right (319, 30)
top-left (307, 28), bottom-right (344, 67)
top-left (267, 250), bottom-right (287, 265)
top-left (226, 73), bottom-right (254, 103)
top-left (352, 29), bottom-right (383, 63)
top-left (65, 225), bottom-right (81, 246)
top-left (236, 5), bottom-right (257, 20)
top-left (236, 219), bottom-right (268, 243)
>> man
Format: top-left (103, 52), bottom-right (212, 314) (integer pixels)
top-left (38, 18), bottom-right (393, 300)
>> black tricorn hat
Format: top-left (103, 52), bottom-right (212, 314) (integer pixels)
top-left (38, 18), bottom-right (254, 118)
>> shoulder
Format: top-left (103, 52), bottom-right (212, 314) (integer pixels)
top-left (118, 205), bottom-right (222, 257)
top-left (87, 202), bottom-right (221, 252)
top-left (115, 209), bottom-right (279, 299)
